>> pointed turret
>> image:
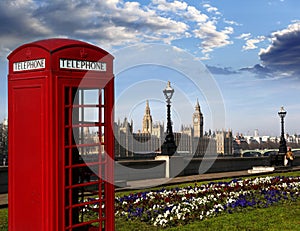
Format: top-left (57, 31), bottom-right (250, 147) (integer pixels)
top-left (195, 98), bottom-right (201, 112)
top-left (145, 100), bottom-right (151, 115)
top-left (142, 100), bottom-right (153, 134)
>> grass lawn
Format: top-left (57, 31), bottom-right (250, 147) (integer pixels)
top-left (1, 201), bottom-right (299, 231)
top-left (1, 171), bottom-right (300, 230)
top-left (0, 208), bottom-right (8, 231)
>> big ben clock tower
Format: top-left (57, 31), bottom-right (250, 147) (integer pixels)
top-left (193, 99), bottom-right (203, 138)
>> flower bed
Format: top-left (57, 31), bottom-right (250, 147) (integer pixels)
top-left (115, 176), bottom-right (300, 227)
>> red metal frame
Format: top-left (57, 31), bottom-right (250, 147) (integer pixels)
top-left (8, 38), bottom-right (114, 231)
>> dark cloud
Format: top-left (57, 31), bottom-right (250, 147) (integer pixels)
top-left (239, 64), bottom-right (272, 78)
top-left (259, 22), bottom-right (300, 77)
top-left (0, 0), bottom-right (52, 58)
top-left (239, 22), bottom-right (300, 79)
top-left (0, 1), bottom-right (46, 37)
top-left (206, 65), bottom-right (238, 75)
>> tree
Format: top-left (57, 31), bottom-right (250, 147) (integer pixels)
top-left (0, 122), bottom-right (8, 157)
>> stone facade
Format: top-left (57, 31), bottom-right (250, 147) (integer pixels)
top-left (114, 100), bottom-right (231, 158)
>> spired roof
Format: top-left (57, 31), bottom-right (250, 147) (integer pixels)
top-left (8, 38), bottom-right (111, 59)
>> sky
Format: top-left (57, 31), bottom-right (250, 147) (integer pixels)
top-left (1, 0), bottom-right (300, 136)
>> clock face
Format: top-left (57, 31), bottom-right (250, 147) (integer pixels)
top-left (194, 117), bottom-right (199, 123)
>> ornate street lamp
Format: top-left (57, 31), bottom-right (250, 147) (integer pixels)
top-left (271, 106), bottom-right (288, 166)
top-left (161, 81), bottom-right (177, 156)
top-left (278, 106), bottom-right (287, 154)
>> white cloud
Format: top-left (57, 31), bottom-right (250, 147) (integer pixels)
top-left (152, 0), bottom-right (188, 12)
top-left (224, 19), bottom-right (240, 26)
top-left (237, 33), bottom-right (266, 51)
top-left (199, 53), bottom-right (210, 60)
top-left (150, 1), bottom-right (234, 55)
top-left (206, 6), bottom-right (218, 13)
top-left (0, 0), bottom-right (237, 60)
top-left (0, 0), bottom-right (191, 50)
top-left (203, 3), bottom-right (220, 15)
top-left (75, 26), bottom-right (138, 46)
top-left (185, 5), bottom-right (208, 22)
top-left (194, 21), bottom-right (234, 53)
top-left (152, 1), bottom-right (208, 23)
top-left (237, 33), bottom-right (251, 40)
top-left (242, 36), bottom-right (266, 50)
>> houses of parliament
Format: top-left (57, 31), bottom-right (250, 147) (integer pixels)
top-left (114, 100), bottom-right (232, 158)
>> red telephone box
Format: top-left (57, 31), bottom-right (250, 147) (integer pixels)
top-left (8, 38), bottom-right (115, 231)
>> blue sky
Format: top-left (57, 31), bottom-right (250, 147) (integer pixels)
top-left (1, 0), bottom-right (300, 136)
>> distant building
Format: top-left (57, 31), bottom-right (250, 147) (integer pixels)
top-left (2, 118), bottom-right (7, 127)
top-left (233, 134), bottom-right (249, 154)
top-left (193, 136), bottom-right (217, 156)
top-left (115, 102), bottom-right (163, 158)
top-left (114, 99), bottom-right (227, 158)
top-left (174, 132), bottom-right (192, 153)
top-left (133, 132), bottom-right (160, 153)
top-left (180, 125), bottom-right (193, 153)
top-left (114, 118), bottom-right (134, 158)
top-left (79, 127), bottom-right (100, 155)
top-left (285, 134), bottom-right (300, 144)
top-left (215, 130), bottom-right (233, 155)
top-left (269, 136), bottom-right (279, 143)
top-left (152, 122), bottom-right (164, 151)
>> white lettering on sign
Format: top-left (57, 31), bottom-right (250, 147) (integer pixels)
top-left (13, 59), bottom-right (46, 72)
top-left (59, 59), bottom-right (106, 72)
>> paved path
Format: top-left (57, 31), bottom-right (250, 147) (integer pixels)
top-left (118, 166), bottom-right (300, 191)
top-left (0, 193), bottom-right (7, 208)
top-left (1, 166), bottom-right (300, 208)
top-left (119, 170), bottom-right (250, 190)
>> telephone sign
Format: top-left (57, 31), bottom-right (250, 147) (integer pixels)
top-left (13, 58), bottom-right (46, 71)
top-left (59, 58), bottom-right (107, 71)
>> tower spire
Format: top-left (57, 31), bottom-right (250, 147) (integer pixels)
top-left (195, 98), bottom-right (200, 112)
top-left (145, 100), bottom-right (150, 114)
top-left (142, 100), bottom-right (153, 133)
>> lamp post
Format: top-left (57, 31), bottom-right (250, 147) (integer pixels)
top-left (275, 107), bottom-right (287, 165)
top-left (278, 106), bottom-right (287, 154)
top-left (161, 81), bottom-right (177, 156)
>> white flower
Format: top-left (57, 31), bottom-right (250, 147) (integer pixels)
top-left (177, 213), bottom-right (182, 220)
top-left (164, 210), bottom-right (170, 218)
top-left (159, 218), bottom-right (168, 226)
